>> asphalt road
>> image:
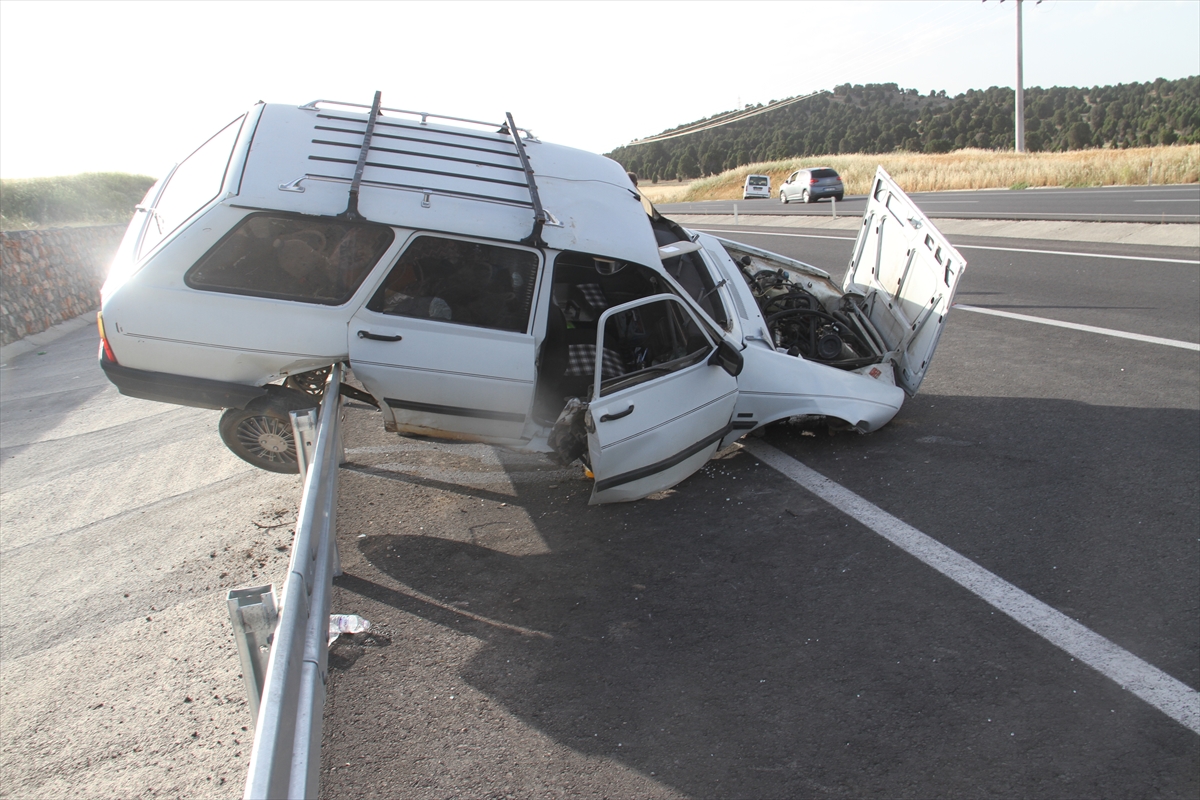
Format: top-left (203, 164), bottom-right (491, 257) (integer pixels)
top-left (658, 183), bottom-right (1200, 225)
top-left (319, 228), bottom-right (1200, 797)
top-left (0, 323), bottom-right (299, 797)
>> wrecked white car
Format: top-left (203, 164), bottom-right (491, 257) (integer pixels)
top-left (99, 94), bottom-right (965, 504)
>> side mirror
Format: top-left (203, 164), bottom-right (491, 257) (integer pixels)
top-left (708, 339), bottom-right (744, 377)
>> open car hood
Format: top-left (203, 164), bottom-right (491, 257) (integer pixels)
top-left (843, 167), bottom-right (967, 395)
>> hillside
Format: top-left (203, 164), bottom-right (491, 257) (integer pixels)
top-left (609, 77), bottom-right (1200, 182)
top-left (0, 173), bottom-right (156, 230)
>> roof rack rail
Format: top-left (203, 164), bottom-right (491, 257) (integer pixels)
top-left (503, 111), bottom-right (548, 248)
top-left (284, 94), bottom-right (554, 241)
top-left (298, 98), bottom-right (538, 141)
top-left (337, 91), bottom-right (381, 222)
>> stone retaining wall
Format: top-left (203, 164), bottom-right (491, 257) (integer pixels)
top-left (0, 224), bottom-right (126, 346)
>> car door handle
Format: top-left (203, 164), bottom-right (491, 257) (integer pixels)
top-left (599, 405), bottom-right (634, 422)
top-left (357, 330), bottom-right (402, 342)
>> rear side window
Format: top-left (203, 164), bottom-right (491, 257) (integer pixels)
top-left (367, 235), bottom-right (540, 333)
top-left (186, 214), bottom-right (395, 305)
top-left (140, 116), bottom-right (246, 259)
top-left (811, 169), bottom-right (839, 179)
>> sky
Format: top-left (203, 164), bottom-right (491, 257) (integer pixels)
top-left (1, 0), bottom-right (1198, 179)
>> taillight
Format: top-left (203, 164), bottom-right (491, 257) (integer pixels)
top-left (810, 177), bottom-right (819, 184)
top-left (97, 312), bottom-right (117, 363)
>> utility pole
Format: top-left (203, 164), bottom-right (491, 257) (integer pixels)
top-left (1015, 0), bottom-right (1025, 152)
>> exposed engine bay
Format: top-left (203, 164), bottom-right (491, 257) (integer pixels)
top-left (720, 239), bottom-right (889, 372)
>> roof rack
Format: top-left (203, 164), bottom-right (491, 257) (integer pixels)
top-left (283, 94), bottom-right (553, 243)
top-left (298, 98), bottom-right (538, 141)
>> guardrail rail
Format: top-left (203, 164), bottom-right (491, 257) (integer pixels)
top-left (237, 365), bottom-right (344, 799)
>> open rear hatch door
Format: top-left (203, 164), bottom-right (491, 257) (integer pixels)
top-left (843, 167), bottom-right (967, 395)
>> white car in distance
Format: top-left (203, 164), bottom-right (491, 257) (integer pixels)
top-left (99, 95), bottom-right (966, 504)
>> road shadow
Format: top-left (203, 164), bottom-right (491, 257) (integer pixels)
top-left (327, 394), bottom-right (1199, 798)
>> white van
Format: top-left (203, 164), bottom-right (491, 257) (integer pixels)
top-left (743, 174), bottom-right (771, 199)
top-left (98, 94), bottom-right (965, 503)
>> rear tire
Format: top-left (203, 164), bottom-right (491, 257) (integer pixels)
top-left (219, 390), bottom-right (317, 474)
top-left (834, 193), bottom-right (844, 201)
top-left (801, 189), bottom-right (811, 204)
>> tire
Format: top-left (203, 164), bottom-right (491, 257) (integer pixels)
top-left (801, 189), bottom-right (811, 204)
top-left (834, 193), bottom-right (844, 201)
top-left (780, 191), bottom-right (789, 204)
top-left (218, 391), bottom-right (317, 473)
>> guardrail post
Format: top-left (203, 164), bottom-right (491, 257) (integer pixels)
top-left (227, 585), bottom-right (279, 725)
top-left (290, 409), bottom-right (318, 475)
top-left (733, 202), bottom-right (739, 225)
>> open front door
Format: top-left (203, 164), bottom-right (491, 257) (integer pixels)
top-left (844, 167), bottom-right (967, 395)
top-left (585, 294), bottom-right (738, 504)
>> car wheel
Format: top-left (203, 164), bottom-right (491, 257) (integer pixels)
top-left (780, 191), bottom-right (789, 204)
top-left (218, 391), bottom-right (317, 474)
top-left (834, 193), bottom-right (844, 201)
top-left (801, 189), bottom-right (811, 204)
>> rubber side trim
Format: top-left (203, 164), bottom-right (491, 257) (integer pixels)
top-left (100, 354), bottom-right (268, 410)
top-left (594, 421), bottom-right (734, 493)
top-left (385, 397), bottom-right (526, 423)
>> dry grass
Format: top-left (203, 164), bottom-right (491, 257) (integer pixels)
top-left (671, 145), bottom-right (1200, 202)
top-left (637, 180), bottom-right (692, 204)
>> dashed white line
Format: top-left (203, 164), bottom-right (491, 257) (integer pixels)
top-left (954, 304), bottom-right (1200, 351)
top-left (742, 440), bottom-right (1200, 734)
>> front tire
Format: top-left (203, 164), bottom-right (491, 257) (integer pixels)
top-left (780, 191), bottom-right (789, 204)
top-left (219, 391), bottom-right (317, 473)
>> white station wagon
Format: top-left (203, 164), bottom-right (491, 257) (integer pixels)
top-left (99, 95), bottom-right (966, 504)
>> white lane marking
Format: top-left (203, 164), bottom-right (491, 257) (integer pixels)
top-left (917, 200), bottom-right (980, 204)
top-left (695, 228), bottom-right (856, 242)
top-left (954, 304), bottom-right (1200, 351)
top-left (743, 440), bottom-right (1200, 734)
top-left (951, 244), bottom-right (1199, 265)
top-left (1134, 199), bottom-right (1200, 203)
top-left (693, 228), bottom-right (1200, 265)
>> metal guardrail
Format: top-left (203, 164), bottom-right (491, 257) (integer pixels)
top-left (236, 365), bottom-right (344, 799)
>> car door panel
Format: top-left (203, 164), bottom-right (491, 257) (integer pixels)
top-left (348, 233), bottom-right (543, 443)
top-left (585, 294), bottom-right (739, 504)
top-left (350, 316), bottom-right (536, 440)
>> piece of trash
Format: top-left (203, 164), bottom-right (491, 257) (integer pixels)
top-left (357, 534), bottom-right (366, 538)
top-left (328, 614), bottom-right (371, 644)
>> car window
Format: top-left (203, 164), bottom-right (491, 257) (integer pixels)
top-left (367, 235), bottom-right (540, 333)
top-left (185, 214), bottom-right (395, 305)
top-left (140, 116), bottom-right (246, 259)
top-left (748, 176), bottom-right (769, 186)
top-left (598, 297), bottom-right (712, 397)
top-left (812, 168), bottom-right (839, 179)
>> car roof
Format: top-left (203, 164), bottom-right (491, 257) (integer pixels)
top-left (235, 103), bottom-right (660, 268)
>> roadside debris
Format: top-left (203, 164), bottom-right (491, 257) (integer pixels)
top-left (328, 614), bottom-right (371, 644)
